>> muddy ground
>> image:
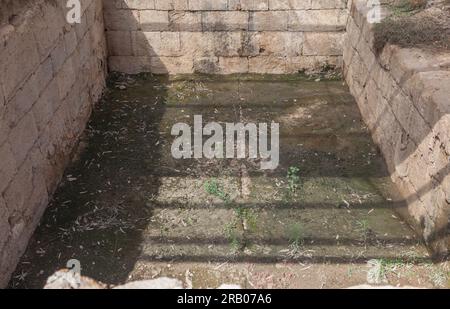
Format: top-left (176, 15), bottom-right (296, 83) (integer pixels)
top-left (9, 74), bottom-right (450, 288)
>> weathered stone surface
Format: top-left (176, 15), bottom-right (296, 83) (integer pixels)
top-left (105, 0), bottom-right (348, 74)
top-left (106, 31), bottom-right (133, 56)
top-left (240, 0), bottom-right (269, 11)
top-left (202, 11), bottom-right (249, 31)
top-left (44, 270), bottom-right (106, 289)
top-left (269, 0), bottom-right (311, 10)
top-left (155, 0), bottom-right (189, 10)
top-left (250, 11), bottom-right (288, 31)
top-left (288, 9), bottom-right (347, 31)
top-left (344, 1), bottom-right (450, 256)
top-left (114, 278), bottom-right (184, 289)
top-left (219, 57), bottom-right (249, 74)
top-left (0, 0), bottom-right (107, 288)
top-left (249, 55), bottom-right (287, 73)
top-left (140, 10), bottom-right (170, 31)
top-left (303, 32), bottom-right (343, 56)
top-left (189, 0), bottom-right (228, 10)
top-left (169, 11), bottom-right (202, 32)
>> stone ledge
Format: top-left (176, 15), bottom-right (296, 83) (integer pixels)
top-left (344, 0), bottom-right (450, 255)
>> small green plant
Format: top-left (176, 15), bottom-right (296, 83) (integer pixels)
top-left (367, 258), bottom-right (407, 284)
top-left (287, 166), bottom-right (300, 194)
top-left (224, 220), bottom-right (244, 252)
top-left (235, 207), bottom-right (258, 232)
top-left (356, 219), bottom-right (369, 233)
top-left (427, 267), bottom-right (448, 288)
top-left (356, 219), bottom-right (372, 246)
top-left (204, 179), bottom-right (231, 203)
top-left (286, 223), bottom-right (304, 250)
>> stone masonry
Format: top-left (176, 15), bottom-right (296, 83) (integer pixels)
top-left (104, 0), bottom-right (349, 74)
top-left (1, 0), bottom-right (449, 289)
top-left (344, 0), bottom-right (450, 255)
top-left (0, 0), bottom-right (107, 286)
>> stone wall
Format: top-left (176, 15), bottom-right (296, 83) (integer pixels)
top-left (0, 0), bottom-right (107, 286)
top-left (104, 0), bottom-right (349, 74)
top-left (344, 0), bottom-right (450, 255)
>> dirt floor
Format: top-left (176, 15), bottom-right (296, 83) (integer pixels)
top-left (9, 74), bottom-right (450, 288)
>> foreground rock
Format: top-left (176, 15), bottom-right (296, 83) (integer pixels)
top-left (44, 270), bottom-right (240, 289)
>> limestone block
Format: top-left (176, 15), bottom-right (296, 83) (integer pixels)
top-left (240, 0), bottom-right (269, 10)
top-left (122, 0), bottom-right (155, 9)
top-left (106, 31), bottom-right (133, 56)
top-left (104, 9), bottom-right (139, 31)
top-left (389, 47), bottom-right (450, 85)
top-left (0, 197), bottom-right (9, 251)
top-left (312, 0), bottom-right (347, 9)
top-left (3, 156), bottom-right (33, 215)
top-left (346, 17), bottom-right (361, 49)
top-left (30, 1), bottom-right (65, 60)
top-left (151, 56), bottom-right (194, 74)
top-left (193, 57), bottom-right (220, 73)
top-left (189, 0), bottom-right (228, 10)
top-left (219, 57), bottom-right (249, 74)
top-left (180, 32), bottom-right (216, 57)
top-left (287, 55), bottom-right (341, 73)
top-left (303, 32), bottom-right (343, 56)
top-left (213, 32), bottom-right (244, 57)
top-left (169, 11), bottom-right (202, 31)
top-left (249, 55), bottom-right (287, 73)
top-left (0, 29), bottom-right (40, 101)
top-left (140, 10), bottom-right (170, 31)
top-left (155, 0), bottom-right (189, 10)
top-left (288, 9), bottom-right (347, 31)
top-left (249, 11), bottom-right (288, 31)
top-left (56, 57), bottom-right (76, 100)
top-left (202, 11), bottom-right (249, 31)
top-left (34, 56), bottom-right (54, 96)
top-left (268, 0), bottom-right (311, 10)
top-left (248, 32), bottom-right (303, 57)
top-left (3, 74), bottom-right (39, 130)
top-left (8, 112), bottom-right (39, 167)
top-left (109, 56), bottom-right (151, 74)
top-left (132, 32), bottom-right (182, 57)
top-left (403, 71), bottom-right (450, 139)
top-left (32, 79), bottom-right (60, 133)
top-left (0, 142), bottom-right (17, 193)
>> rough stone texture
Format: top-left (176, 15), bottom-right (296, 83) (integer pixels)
top-left (44, 269), bottom-right (239, 289)
top-left (103, 0), bottom-right (349, 74)
top-left (344, 0), bottom-right (450, 256)
top-left (0, 0), bottom-right (107, 287)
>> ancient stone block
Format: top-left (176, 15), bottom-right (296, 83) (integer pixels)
top-left (303, 32), bottom-right (343, 56)
top-left (132, 32), bottom-right (182, 57)
top-left (140, 10), bottom-right (170, 31)
top-left (106, 31), bottom-right (133, 56)
top-left (122, 0), bottom-right (155, 9)
top-left (249, 55), bottom-right (287, 73)
top-left (104, 9), bottom-right (140, 31)
top-left (109, 56), bottom-right (151, 73)
top-left (288, 9), bottom-right (347, 31)
top-left (240, 0), bottom-right (269, 10)
top-left (249, 11), bottom-right (288, 31)
top-left (219, 57), bottom-right (249, 74)
top-left (169, 11), bottom-right (202, 32)
top-left (202, 11), bottom-right (249, 31)
top-left (0, 142), bottom-right (17, 193)
top-left (268, 0), bottom-right (311, 10)
top-left (155, 0), bottom-right (189, 10)
top-left (189, 0), bottom-right (228, 10)
top-left (151, 56), bottom-right (194, 74)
